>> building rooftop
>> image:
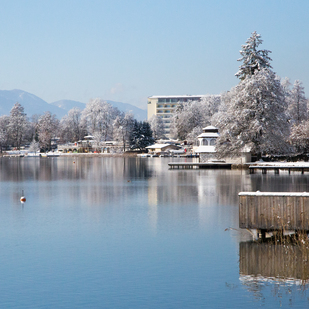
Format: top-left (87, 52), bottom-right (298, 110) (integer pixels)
top-left (148, 95), bottom-right (210, 99)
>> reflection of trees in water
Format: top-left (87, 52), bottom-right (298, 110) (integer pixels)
top-left (0, 157), bottom-right (153, 207)
top-left (250, 174), bottom-right (309, 192)
top-left (0, 157), bottom-right (152, 182)
top-left (239, 241), bottom-right (309, 305)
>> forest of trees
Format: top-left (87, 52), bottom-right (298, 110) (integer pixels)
top-left (0, 31), bottom-right (308, 157)
top-left (170, 31), bottom-right (308, 158)
top-left (0, 99), bottom-right (154, 153)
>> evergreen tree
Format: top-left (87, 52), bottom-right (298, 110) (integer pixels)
top-left (130, 120), bottom-right (154, 150)
top-left (140, 121), bottom-right (155, 149)
top-left (215, 69), bottom-right (290, 159)
top-left (288, 80), bottom-right (307, 124)
top-left (235, 31), bottom-right (272, 80)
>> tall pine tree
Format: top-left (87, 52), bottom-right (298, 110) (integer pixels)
top-left (235, 31), bottom-right (272, 80)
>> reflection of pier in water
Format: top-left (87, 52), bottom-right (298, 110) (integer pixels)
top-left (239, 241), bottom-right (309, 284)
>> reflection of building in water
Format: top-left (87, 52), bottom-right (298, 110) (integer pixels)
top-left (239, 241), bottom-right (309, 284)
top-left (145, 165), bottom-right (254, 234)
top-left (148, 178), bottom-right (158, 232)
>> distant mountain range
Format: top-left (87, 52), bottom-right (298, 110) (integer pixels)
top-left (0, 89), bottom-right (147, 121)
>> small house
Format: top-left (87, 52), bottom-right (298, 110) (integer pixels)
top-left (194, 126), bottom-right (220, 162)
top-left (194, 126), bottom-right (251, 164)
top-left (146, 143), bottom-right (183, 155)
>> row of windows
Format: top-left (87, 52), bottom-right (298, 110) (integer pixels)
top-left (157, 110), bottom-right (171, 113)
top-left (158, 98), bottom-right (200, 103)
top-left (158, 115), bottom-right (171, 119)
top-left (200, 138), bottom-right (217, 146)
top-left (157, 104), bottom-right (177, 108)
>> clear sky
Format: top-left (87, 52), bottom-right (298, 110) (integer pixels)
top-left (0, 0), bottom-right (308, 109)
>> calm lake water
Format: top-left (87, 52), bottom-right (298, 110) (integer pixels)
top-left (1, 156), bottom-right (309, 308)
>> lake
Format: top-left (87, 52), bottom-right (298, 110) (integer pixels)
top-left (0, 156), bottom-right (309, 308)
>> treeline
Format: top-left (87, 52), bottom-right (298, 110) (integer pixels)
top-left (0, 98), bottom-right (154, 152)
top-left (170, 31), bottom-right (309, 159)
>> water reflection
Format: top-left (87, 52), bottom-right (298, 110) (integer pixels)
top-left (239, 241), bottom-right (309, 304)
top-left (240, 241), bottom-right (309, 283)
top-left (0, 157), bottom-right (153, 182)
top-left (2, 157), bottom-right (309, 307)
top-left (3, 157), bottom-right (309, 234)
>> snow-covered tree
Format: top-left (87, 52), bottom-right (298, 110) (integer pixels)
top-left (170, 95), bottom-right (220, 140)
top-left (186, 126), bottom-right (203, 146)
top-left (82, 98), bottom-right (120, 141)
top-left (288, 80), bottom-right (307, 124)
top-left (148, 115), bottom-right (165, 140)
top-left (214, 69), bottom-right (290, 159)
top-left (289, 121), bottom-right (309, 153)
top-left (60, 108), bottom-right (86, 143)
top-left (28, 114), bottom-right (40, 142)
top-left (0, 115), bottom-right (10, 152)
top-left (235, 31), bottom-right (272, 80)
top-left (29, 139), bottom-right (40, 154)
top-left (37, 111), bottom-right (59, 151)
top-left (8, 102), bottom-right (28, 149)
top-left (130, 120), bottom-right (154, 150)
top-left (113, 112), bottom-right (135, 151)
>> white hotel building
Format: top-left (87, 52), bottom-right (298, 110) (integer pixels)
top-left (147, 95), bottom-right (208, 137)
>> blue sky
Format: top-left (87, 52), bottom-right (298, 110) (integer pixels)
top-left (0, 0), bottom-right (308, 109)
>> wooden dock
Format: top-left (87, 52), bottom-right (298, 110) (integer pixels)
top-left (249, 165), bottom-right (309, 174)
top-left (239, 192), bottom-right (309, 239)
top-left (168, 162), bottom-right (232, 169)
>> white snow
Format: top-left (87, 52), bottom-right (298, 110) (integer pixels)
top-left (239, 192), bottom-right (309, 197)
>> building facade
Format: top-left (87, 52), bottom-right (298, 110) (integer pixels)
top-left (147, 95), bottom-right (208, 137)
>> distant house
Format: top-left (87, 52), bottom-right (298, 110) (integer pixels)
top-left (194, 126), bottom-right (219, 162)
top-left (146, 143), bottom-right (183, 155)
top-left (194, 126), bottom-right (251, 164)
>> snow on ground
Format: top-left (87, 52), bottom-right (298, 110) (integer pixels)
top-left (250, 161), bottom-right (309, 167)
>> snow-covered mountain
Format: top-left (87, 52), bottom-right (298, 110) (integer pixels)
top-left (0, 90), bottom-right (147, 121)
top-left (50, 99), bottom-right (147, 121)
top-left (0, 89), bottom-right (67, 118)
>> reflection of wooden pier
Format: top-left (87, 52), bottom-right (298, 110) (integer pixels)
top-left (168, 162), bottom-right (232, 169)
top-left (239, 192), bottom-right (309, 239)
top-left (239, 241), bottom-right (309, 283)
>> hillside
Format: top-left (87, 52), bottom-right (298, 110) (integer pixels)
top-left (0, 90), bottom-right (147, 121)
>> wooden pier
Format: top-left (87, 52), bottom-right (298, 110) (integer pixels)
top-left (168, 162), bottom-right (232, 169)
top-left (239, 192), bottom-right (309, 239)
top-left (249, 164), bottom-right (309, 174)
